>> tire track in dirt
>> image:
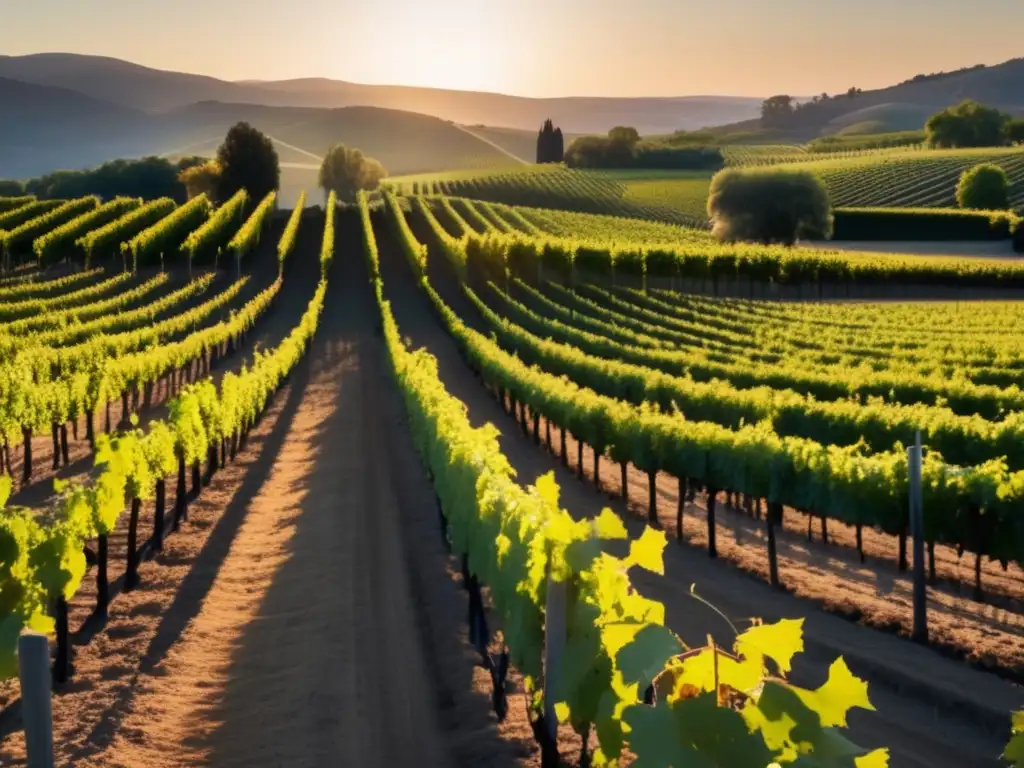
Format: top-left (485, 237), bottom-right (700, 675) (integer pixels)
top-left (373, 216), bottom-right (1015, 767)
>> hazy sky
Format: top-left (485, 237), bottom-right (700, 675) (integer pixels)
top-left (3, 0), bottom-right (1023, 98)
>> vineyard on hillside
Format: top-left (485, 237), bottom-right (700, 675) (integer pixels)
top-left (0, 188), bottom-right (1021, 767)
top-left (391, 146), bottom-right (1024, 232)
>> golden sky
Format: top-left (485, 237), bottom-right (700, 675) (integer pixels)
top-left (3, 0), bottom-right (1023, 97)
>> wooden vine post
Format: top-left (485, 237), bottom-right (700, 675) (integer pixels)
top-left (908, 431), bottom-right (928, 643)
top-left (542, 556), bottom-right (566, 767)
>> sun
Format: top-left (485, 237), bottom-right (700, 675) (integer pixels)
top-left (370, 2), bottom-right (514, 93)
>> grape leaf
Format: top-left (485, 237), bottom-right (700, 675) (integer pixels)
top-left (629, 527), bottom-right (667, 575)
top-left (616, 624), bottom-right (684, 688)
top-left (594, 508), bottom-right (628, 540)
top-left (735, 618), bottom-right (805, 675)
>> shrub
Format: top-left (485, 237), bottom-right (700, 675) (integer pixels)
top-left (957, 164), bottom-right (1010, 210)
top-left (707, 168), bottom-right (832, 245)
top-left (832, 207), bottom-right (1017, 241)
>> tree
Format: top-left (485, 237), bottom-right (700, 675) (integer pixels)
top-left (0, 180), bottom-right (24, 196)
top-left (956, 164), bottom-right (1009, 210)
top-left (608, 126), bottom-right (640, 147)
top-left (1007, 119), bottom-right (1024, 145)
top-left (178, 160), bottom-right (222, 200)
top-left (926, 100), bottom-right (1010, 148)
top-left (216, 122), bottom-right (279, 203)
top-left (318, 144), bottom-right (387, 202)
top-left (760, 95), bottom-right (795, 128)
top-left (707, 168), bottom-right (833, 245)
top-left (536, 119), bottom-right (565, 164)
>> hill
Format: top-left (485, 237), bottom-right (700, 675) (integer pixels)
top-left (707, 57), bottom-right (1024, 141)
top-left (0, 53), bottom-right (762, 134)
top-left (156, 103), bottom-right (528, 207)
top-left (0, 77), bottom-right (171, 178)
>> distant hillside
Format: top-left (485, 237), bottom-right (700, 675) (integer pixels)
top-left (0, 53), bottom-right (762, 134)
top-left (159, 102), bottom-right (525, 173)
top-left (0, 77), bottom-right (171, 178)
top-left (708, 57), bottom-right (1024, 141)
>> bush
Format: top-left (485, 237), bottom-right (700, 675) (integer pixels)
top-left (832, 207), bottom-right (1017, 241)
top-left (957, 164), bottom-right (1010, 210)
top-left (707, 169), bottom-right (832, 245)
top-left (1014, 221), bottom-right (1024, 254)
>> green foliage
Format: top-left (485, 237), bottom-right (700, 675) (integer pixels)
top-left (566, 130), bottom-right (724, 171)
top-left (0, 200), bottom-right (64, 232)
top-left (745, 147), bottom-right (1024, 210)
top-left (1009, 119), bottom-right (1024, 145)
top-left (957, 164), bottom-right (1010, 210)
top-left (318, 144), bottom-right (387, 202)
top-left (0, 197), bottom-right (100, 258)
top-left (708, 168), bottom-right (833, 244)
top-left (216, 122), bottom-right (280, 203)
top-left (0, 181), bottom-right (26, 197)
top-left (832, 206), bottom-right (1018, 240)
top-left (926, 100), bottom-right (1011, 149)
top-left (536, 119), bottom-right (565, 164)
top-left (23, 156), bottom-right (204, 203)
top-left (75, 198), bottom-right (176, 265)
top-left (122, 194), bottom-right (213, 271)
top-left (227, 190), bottom-right (276, 263)
top-left (0, 207), bottom-right (330, 679)
top-left (381, 196), bottom-right (889, 765)
top-left (33, 197), bottom-right (142, 265)
top-left (277, 192), bottom-right (306, 270)
top-left (182, 189), bottom-right (249, 262)
top-left (1005, 711), bottom-right (1024, 766)
top-left (809, 130), bottom-right (925, 153)
top-left (178, 160), bottom-right (222, 200)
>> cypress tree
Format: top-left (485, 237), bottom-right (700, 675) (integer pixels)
top-left (537, 120), bottom-right (564, 164)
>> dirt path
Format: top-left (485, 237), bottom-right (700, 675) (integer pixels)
top-left (0, 219), bottom-right (525, 766)
top-left (373, 218), bottom-right (1020, 767)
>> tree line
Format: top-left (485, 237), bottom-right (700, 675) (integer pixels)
top-left (564, 126), bottom-right (724, 171)
top-left (0, 122), bottom-right (390, 209)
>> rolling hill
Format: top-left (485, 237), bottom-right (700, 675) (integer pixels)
top-left (0, 53), bottom-right (762, 134)
top-left (707, 57), bottom-right (1024, 141)
top-left (0, 77), bottom-right (174, 178)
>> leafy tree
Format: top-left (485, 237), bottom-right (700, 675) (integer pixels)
top-left (707, 168), bottom-right (833, 245)
top-left (926, 100), bottom-right (1010, 148)
top-left (1008, 119), bottom-right (1024, 145)
top-left (608, 126), bottom-right (640, 147)
top-left (760, 95), bottom-right (795, 128)
top-left (318, 144), bottom-right (387, 202)
top-left (178, 160), bottom-right (222, 200)
top-left (0, 180), bottom-right (24, 196)
top-left (216, 122), bottom-right (280, 203)
top-left (956, 164), bottom-right (1010, 210)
